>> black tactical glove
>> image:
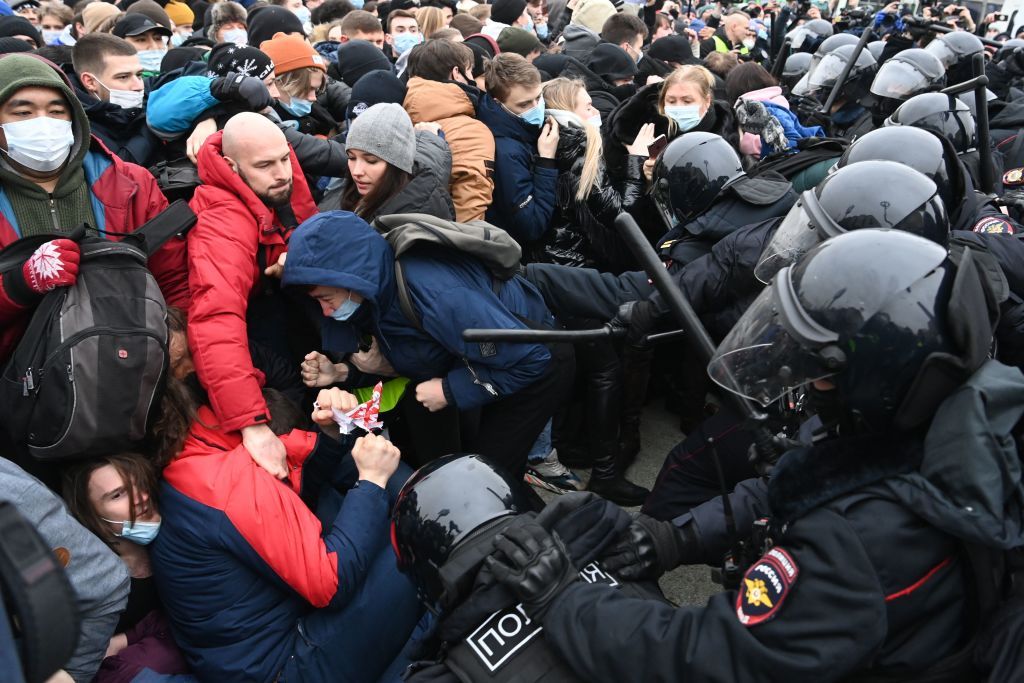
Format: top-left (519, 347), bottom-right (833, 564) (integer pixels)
top-left (209, 74), bottom-right (274, 111)
top-left (485, 518), bottom-right (578, 622)
top-left (747, 431), bottom-right (803, 477)
top-left (794, 95), bottom-right (830, 128)
top-left (609, 299), bottom-right (659, 347)
top-left (601, 513), bottom-right (696, 580)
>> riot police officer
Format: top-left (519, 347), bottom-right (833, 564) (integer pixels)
top-left (485, 229), bottom-right (1021, 682)
top-left (392, 454), bottom-right (665, 682)
top-left (868, 48), bottom-right (946, 126)
top-left (797, 43), bottom-right (877, 139)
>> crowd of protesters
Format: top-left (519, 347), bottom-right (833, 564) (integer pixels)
top-left (1, 0), bottom-right (1023, 680)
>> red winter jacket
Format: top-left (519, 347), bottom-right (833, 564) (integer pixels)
top-left (0, 138), bottom-right (189, 362)
top-left (186, 131), bottom-right (317, 432)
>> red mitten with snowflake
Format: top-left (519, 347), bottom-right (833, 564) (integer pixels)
top-left (22, 239), bottom-right (80, 293)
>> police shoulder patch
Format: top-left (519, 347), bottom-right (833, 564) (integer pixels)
top-left (736, 547), bottom-right (799, 627)
top-left (1003, 167), bottom-right (1024, 187)
top-left (972, 216), bottom-right (1015, 235)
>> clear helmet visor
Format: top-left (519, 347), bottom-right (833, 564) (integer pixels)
top-left (924, 39), bottom-right (957, 69)
top-left (707, 279), bottom-right (840, 406)
top-left (754, 194), bottom-right (834, 284)
top-left (807, 52), bottom-right (847, 90)
top-left (870, 60), bottom-right (930, 100)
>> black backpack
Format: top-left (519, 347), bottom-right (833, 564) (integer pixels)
top-left (0, 200), bottom-right (196, 461)
top-left (149, 157), bottom-right (202, 203)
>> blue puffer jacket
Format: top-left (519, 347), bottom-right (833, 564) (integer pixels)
top-left (282, 211), bottom-right (554, 410)
top-left (476, 94), bottom-right (559, 245)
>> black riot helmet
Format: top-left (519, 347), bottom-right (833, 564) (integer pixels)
top-left (755, 160), bottom-right (949, 283)
top-left (787, 19), bottom-right (833, 53)
top-left (782, 51), bottom-right (814, 90)
top-left (805, 43), bottom-right (877, 102)
top-left (835, 126), bottom-right (965, 215)
top-left (869, 48), bottom-right (946, 119)
top-left (789, 31), bottom-right (857, 95)
top-left (993, 38), bottom-right (1024, 62)
top-left (866, 40), bottom-right (885, 61)
top-left (884, 92), bottom-right (977, 154)
top-left (652, 132), bottom-right (745, 227)
top-left (711, 229), bottom-right (997, 434)
top-left (925, 30), bottom-right (983, 84)
top-left (390, 454), bottom-right (539, 610)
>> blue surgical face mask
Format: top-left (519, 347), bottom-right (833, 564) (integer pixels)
top-left (103, 517), bottom-right (162, 545)
top-left (664, 104), bottom-right (703, 132)
top-left (137, 49), bottom-right (166, 73)
top-left (350, 0), bottom-right (364, 8)
top-left (519, 95), bottom-right (545, 127)
top-left (392, 31), bottom-right (422, 56)
top-left (535, 21), bottom-right (549, 39)
top-left (293, 5), bottom-right (311, 25)
top-left (282, 96), bottom-right (314, 117)
top-left (329, 293), bottom-right (361, 321)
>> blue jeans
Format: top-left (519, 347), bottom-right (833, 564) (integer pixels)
top-left (527, 419), bottom-right (553, 465)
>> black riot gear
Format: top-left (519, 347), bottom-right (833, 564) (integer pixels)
top-left (786, 19), bottom-right (833, 53)
top-left (884, 92), bottom-right (977, 154)
top-left (781, 51), bottom-right (814, 91)
top-left (869, 48), bottom-right (946, 121)
top-left (925, 30), bottom-right (983, 85)
top-left (711, 229), bottom-right (996, 433)
top-left (651, 132), bottom-right (745, 227)
top-left (755, 160), bottom-right (949, 282)
top-left (805, 43), bottom-right (877, 102)
top-left (835, 126), bottom-right (966, 215)
top-left (390, 453), bottom-right (538, 609)
top-left (790, 33), bottom-right (859, 96)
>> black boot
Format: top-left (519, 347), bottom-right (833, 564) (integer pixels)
top-left (587, 471), bottom-right (651, 507)
top-left (587, 438), bottom-right (650, 507)
top-left (619, 344), bottom-right (652, 464)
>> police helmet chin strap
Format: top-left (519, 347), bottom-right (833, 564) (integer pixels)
top-left (436, 515), bottom-right (521, 614)
top-left (894, 247), bottom-right (1005, 431)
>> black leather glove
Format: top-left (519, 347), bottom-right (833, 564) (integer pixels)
top-left (609, 299), bottom-right (659, 347)
top-left (485, 518), bottom-right (578, 622)
top-left (601, 513), bottom-right (695, 580)
top-left (210, 74), bottom-right (274, 111)
top-left (747, 431), bottom-right (803, 477)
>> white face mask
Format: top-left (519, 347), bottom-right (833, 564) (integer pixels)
top-left (586, 113), bottom-right (601, 127)
top-left (42, 28), bottom-right (61, 45)
top-left (137, 49), bottom-right (167, 73)
top-left (91, 76), bottom-right (144, 109)
top-left (742, 36), bottom-right (756, 50)
top-left (223, 27), bottom-right (248, 46)
top-left (1, 116), bottom-right (74, 173)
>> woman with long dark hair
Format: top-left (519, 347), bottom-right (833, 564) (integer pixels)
top-left (338, 102), bottom-right (455, 221)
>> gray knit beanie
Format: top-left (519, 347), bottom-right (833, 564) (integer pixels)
top-left (345, 103), bottom-right (416, 174)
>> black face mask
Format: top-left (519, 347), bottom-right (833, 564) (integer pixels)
top-left (611, 82), bottom-right (638, 101)
top-left (805, 383), bottom-right (847, 434)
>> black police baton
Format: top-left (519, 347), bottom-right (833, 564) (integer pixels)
top-left (461, 327), bottom-right (688, 345)
top-left (614, 212), bottom-right (775, 589)
top-left (938, 51), bottom-right (995, 194)
top-left (818, 25), bottom-right (873, 114)
top-left (901, 15), bottom-right (1005, 48)
top-left (770, 37), bottom-right (792, 80)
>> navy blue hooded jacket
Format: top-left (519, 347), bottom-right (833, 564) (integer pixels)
top-left (476, 93), bottom-right (559, 245)
top-left (282, 211), bottom-right (554, 410)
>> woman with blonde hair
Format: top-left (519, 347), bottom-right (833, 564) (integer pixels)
top-left (604, 63), bottom-right (742, 183)
top-left (540, 76), bottom-right (653, 271)
top-left (416, 6), bottom-right (448, 37)
top-left (526, 76), bottom-right (653, 508)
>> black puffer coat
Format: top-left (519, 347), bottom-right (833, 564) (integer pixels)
top-left (532, 120), bottom-right (645, 272)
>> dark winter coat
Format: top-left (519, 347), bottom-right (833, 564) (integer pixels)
top-left (283, 213), bottom-right (555, 411)
top-left (71, 76), bottom-right (162, 168)
top-left (315, 131), bottom-right (456, 222)
top-left (560, 57), bottom-right (622, 122)
top-left (604, 83), bottom-right (742, 183)
top-left (657, 171), bottom-right (797, 265)
top-left (535, 118), bottom-right (645, 272)
top-left (560, 24), bottom-right (601, 62)
top-left (476, 93), bottom-right (559, 245)
top-left (544, 432), bottom-right (977, 681)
